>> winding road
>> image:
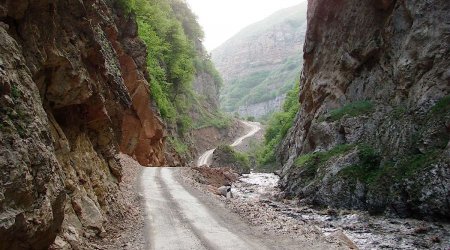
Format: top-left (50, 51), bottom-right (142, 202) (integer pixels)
top-left (197, 121), bottom-right (261, 166)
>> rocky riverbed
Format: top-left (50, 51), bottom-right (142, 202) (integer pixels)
top-left (231, 173), bottom-right (450, 250)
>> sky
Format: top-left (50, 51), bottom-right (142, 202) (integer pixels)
top-left (186, 0), bottom-right (306, 51)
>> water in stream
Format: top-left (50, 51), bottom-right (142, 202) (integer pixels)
top-left (233, 172), bottom-right (450, 250)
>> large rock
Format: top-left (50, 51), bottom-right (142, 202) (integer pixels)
top-left (211, 145), bottom-right (250, 174)
top-left (279, 0), bottom-right (450, 220)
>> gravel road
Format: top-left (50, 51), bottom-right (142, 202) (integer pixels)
top-left (142, 167), bottom-right (269, 249)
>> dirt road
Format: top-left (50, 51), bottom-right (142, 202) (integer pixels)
top-left (197, 120), bottom-right (261, 166)
top-left (141, 167), bottom-right (269, 249)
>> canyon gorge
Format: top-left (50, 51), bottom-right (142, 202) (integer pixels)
top-left (0, 0), bottom-right (449, 249)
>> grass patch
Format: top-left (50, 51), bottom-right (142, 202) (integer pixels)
top-left (11, 84), bottom-right (20, 100)
top-left (220, 145), bottom-right (250, 167)
top-left (294, 144), bottom-right (355, 167)
top-left (234, 151), bottom-right (250, 168)
top-left (167, 137), bottom-right (189, 154)
top-left (116, 0), bottom-right (134, 14)
top-left (431, 95), bottom-right (450, 114)
top-left (294, 144), bottom-right (355, 182)
top-left (216, 145), bottom-right (251, 173)
top-left (396, 151), bottom-right (439, 177)
top-left (340, 148), bottom-right (439, 187)
top-left (194, 112), bottom-right (232, 130)
top-left (391, 105), bottom-right (407, 119)
top-left (339, 145), bottom-right (381, 184)
top-left (192, 96), bottom-right (232, 130)
top-left (323, 100), bottom-right (374, 122)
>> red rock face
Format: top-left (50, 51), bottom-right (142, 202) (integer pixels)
top-left (108, 22), bottom-right (166, 166)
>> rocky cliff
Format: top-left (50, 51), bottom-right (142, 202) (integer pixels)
top-left (279, 0), bottom-right (450, 220)
top-left (212, 3), bottom-right (307, 117)
top-left (237, 94), bottom-right (285, 119)
top-left (0, 0), bottom-right (165, 249)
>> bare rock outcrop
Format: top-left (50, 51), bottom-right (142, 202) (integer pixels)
top-left (279, 0), bottom-right (450, 220)
top-left (0, 0), bottom-right (165, 249)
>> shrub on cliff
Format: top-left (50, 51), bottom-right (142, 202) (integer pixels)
top-left (258, 80), bottom-right (299, 165)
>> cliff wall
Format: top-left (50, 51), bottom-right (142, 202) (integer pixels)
top-left (279, 0), bottom-right (450, 220)
top-left (0, 0), bottom-right (164, 249)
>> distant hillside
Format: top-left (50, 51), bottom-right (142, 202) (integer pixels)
top-left (212, 2), bottom-right (307, 118)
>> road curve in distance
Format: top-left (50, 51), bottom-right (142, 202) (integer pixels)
top-left (196, 120), bottom-right (261, 166)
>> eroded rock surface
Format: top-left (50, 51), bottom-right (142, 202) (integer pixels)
top-left (0, 1), bottom-right (165, 249)
top-left (279, 0), bottom-right (450, 220)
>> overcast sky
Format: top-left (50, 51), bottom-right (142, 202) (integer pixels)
top-left (186, 0), bottom-right (306, 51)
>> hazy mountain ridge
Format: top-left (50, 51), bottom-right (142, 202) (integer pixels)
top-left (212, 2), bottom-right (307, 117)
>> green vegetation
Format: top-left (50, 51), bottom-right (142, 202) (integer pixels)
top-left (431, 95), bottom-right (450, 114)
top-left (215, 2), bottom-right (308, 114)
top-left (193, 104), bottom-right (232, 129)
top-left (322, 100), bottom-right (374, 122)
top-left (339, 145), bottom-right (381, 184)
top-left (291, 144), bottom-right (355, 183)
top-left (291, 143), bottom-right (439, 191)
top-left (117, 0), bottom-right (134, 13)
top-left (11, 84), bottom-right (20, 100)
top-left (391, 105), bottom-right (407, 119)
top-left (120, 0), bottom-right (223, 127)
top-left (167, 136), bottom-right (189, 154)
top-left (230, 148), bottom-right (250, 168)
top-left (220, 57), bottom-right (302, 112)
top-left (258, 81), bottom-right (300, 165)
top-left (295, 144), bottom-right (355, 168)
top-left (118, 0), bottom-right (228, 153)
top-left (340, 147), bottom-right (439, 188)
top-left (191, 92), bottom-right (231, 129)
top-left (122, 0), bottom-right (197, 130)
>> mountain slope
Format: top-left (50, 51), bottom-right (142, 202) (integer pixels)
top-left (212, 2), bottom-right (307, 118)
